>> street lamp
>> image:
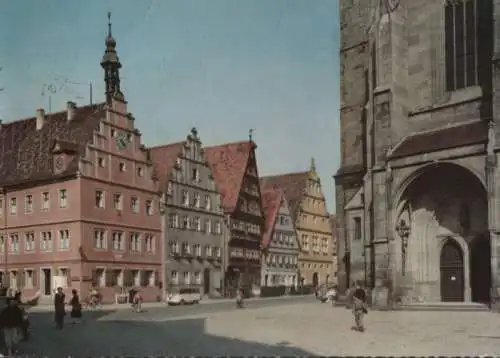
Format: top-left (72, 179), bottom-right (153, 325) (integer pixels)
top-left (396, 219), bottom-right (411, 276)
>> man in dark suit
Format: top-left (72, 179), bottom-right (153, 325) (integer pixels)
top-left (351, 280), bottom-right (367, 332)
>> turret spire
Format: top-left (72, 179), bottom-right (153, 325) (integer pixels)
top-left (108, 12), bottom-right (112, 38)
top-left (310, 157), bottom-right (316, 172)
top-left (101, 11), bottom-right (123, 104)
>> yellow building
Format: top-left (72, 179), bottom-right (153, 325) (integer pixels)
top-left (260, 158), bottom-right (336, 287)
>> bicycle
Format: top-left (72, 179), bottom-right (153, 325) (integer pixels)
top-left (84, 294), bottom-right (102, 310)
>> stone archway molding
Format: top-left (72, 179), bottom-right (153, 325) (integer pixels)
top-left (392, 161), bottom-right (487, 213)
top-left (389, 161), bottom-right (484, 303)
top-left (391, 161), bottom-right (487, 239)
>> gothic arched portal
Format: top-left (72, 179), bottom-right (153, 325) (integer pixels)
top-left (393, 162), bottom-right (489, 303)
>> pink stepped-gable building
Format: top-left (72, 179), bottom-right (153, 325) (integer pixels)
top-left (0, 16), bottom-right (162, 303)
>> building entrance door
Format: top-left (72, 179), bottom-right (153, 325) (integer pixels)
top-left (440, 239), bottom-right (464, 302)
top-left (203, 268), bottom-right (210, 295)
top-left (43, 269), bottom-right (52, 295)
top-left (312, 272), bottom-right (318, 287)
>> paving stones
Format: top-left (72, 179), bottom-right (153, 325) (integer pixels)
top-left (18, 301), bottom-right (500, 356)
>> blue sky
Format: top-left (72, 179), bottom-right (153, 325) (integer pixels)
top-left (0, 0), bottom-right (340, 211)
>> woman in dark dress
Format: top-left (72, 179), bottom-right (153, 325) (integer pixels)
top-left (69, 289), bottom-right (82, 325)
top-left (54, 287), bottom-right (66, 330)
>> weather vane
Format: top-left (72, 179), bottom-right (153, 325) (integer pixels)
top-left (249, 129), bottom-right (254, 141)
top-left (108, 12), bottom-right (112, 36)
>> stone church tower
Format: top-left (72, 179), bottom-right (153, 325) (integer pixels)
top-left (335, 0), bottom-right (500, 306)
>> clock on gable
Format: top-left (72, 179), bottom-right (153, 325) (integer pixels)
top-left (53, 154), bottom-right (67, 174)
top-left (55, 156), bottom-right (64, 170)
top-left (115, 131), bottom-right (129, 150)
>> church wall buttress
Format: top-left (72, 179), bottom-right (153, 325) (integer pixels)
top-left (490, 0), bottom-right (500, 309)
top-left (372, 171), bottom-right (390, 281)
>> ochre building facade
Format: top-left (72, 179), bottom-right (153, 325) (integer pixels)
top-left (262, 159), bottom-right (335, 287)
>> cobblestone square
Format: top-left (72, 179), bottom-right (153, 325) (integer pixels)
top-left (18, 300), bottom-right (500, 356)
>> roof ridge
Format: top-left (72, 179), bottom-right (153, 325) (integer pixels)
top-left (3, 102), bottom-right (106, 125)
top-left (204, 140), bottom-right (253, 149)
top-left (261, 189), bottom-right (283, 248)
top-left (261, 170), bottom-right (309, 179)
top-left (148, 141), bottom-right (186, 150)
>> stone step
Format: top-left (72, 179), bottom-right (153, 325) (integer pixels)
top-left (398, 302), bottom-right (490, 312)
top-left (335, 300), bottom-right (490, 312)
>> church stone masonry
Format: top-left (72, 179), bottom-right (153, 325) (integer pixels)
top-left (335, 0), bottom-right (500, 307)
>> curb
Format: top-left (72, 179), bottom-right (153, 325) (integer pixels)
top-left (27, 294), bottom-right (314, 313)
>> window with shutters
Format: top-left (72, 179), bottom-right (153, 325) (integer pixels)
top-left (40, 231), bottom-right (53, 251)
top-left (9, 197), bottom-right (16, 215)
top-left (94, 229), bottom-right (106, 249)
top-left (168, 214), bottom-right (178, 228)
top-left (145, 234), bottom-right (155, 253)
top-left (25, 195), bottom-right (33, 214)
top-left (24, 232), bottom-right (35, 252)
top-left (9, 234), bottom-right (19, 253)
top-left (129, 232), bottom-right (141, 252)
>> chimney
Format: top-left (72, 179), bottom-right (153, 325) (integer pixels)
top-left (67, 101), bottom-right (76, 121)
top-left (36, 108), bottom-right (45, 130)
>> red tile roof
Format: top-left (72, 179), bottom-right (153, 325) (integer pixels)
top-left (260, 188), bottom-right (283, 248)
top-left (390, 121), bottom-right (487, 159)
top-left (149, 142), bottom-right (185, 188)
top-left (204, 140), bottom-right (254, 213)
top-left (0, 103), bottom-right (105, 186)
top-left (260, 171), bottom-right (309, 222)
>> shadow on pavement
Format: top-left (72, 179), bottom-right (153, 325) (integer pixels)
top-left (21, 310), bottom-right (315, 356)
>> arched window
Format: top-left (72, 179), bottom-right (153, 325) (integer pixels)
top-left (444, 0), bottom-right (492, 91)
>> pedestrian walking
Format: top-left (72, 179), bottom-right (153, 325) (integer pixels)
top-left (236, 288), bottom-right (244, 309)
top-left (54, 287), bottom-right (66, 330)
top-left (351, 281), bottom-right (368, 332)
top-left (132, 290), bottom-right (143, 313)
top-left (13, 292), bottom-right (29, 341)
top-left (0, 297), bottom-right (24, 356)
top-left (69, 289), bottom-right (83, 326)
